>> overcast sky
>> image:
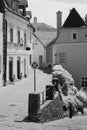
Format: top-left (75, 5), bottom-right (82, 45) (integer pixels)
top-left (28, 0), bottom-right (87, 28)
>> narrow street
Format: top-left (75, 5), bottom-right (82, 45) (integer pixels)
top-left (0, 69), bottom-right (52, 130)
top-left (0, 69), bottom-right (87, 130)
top-left (0, 70), bottom-right (51, 130)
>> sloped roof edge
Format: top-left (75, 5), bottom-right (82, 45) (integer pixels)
top-left (3, 0), bottom-right (29, 21)
top-left (33, 33), bottom-right (46, 48)
top-left (46, 37), bottom-right (57, 47)
top-left (63, 8), bottom-right (87, 28)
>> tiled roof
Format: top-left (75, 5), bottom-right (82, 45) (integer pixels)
top-left (63, 8), bottom-right (86, 27)
top-left (35, 30), bottom-right (57, 47)
top-left (32, 22), bottom-right (56, 31)
top-left (32, 22), bottom-right (57, 46)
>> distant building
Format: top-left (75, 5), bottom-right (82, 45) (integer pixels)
top-left (48, 8), bottom-right (87, 89)
top-left (0, 0), bottom-right (34, 86)
top-left (32, 17), bottom-right (57, 68)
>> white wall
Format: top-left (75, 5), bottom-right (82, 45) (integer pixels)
top-left (33, 38), bottom-right (45, 67)
top-left (56, 27), bottom-right (87, 43)
top-left (5, 10), bottom-right (33, 83)
top-left (53, 43), bottom-right (87, 89)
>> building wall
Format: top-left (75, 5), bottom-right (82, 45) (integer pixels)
top-left (56, 27), bottom-right (87, 43)
top-left (0, 13), bottom-right (3, 87)
top-left (46, 46), bottom-right (53, 65)
top-left (53, 43), bottom-right (87, 89)
top-left (33, 37), bottom-right (45, 67)
top-left (5, 10), bottom-right (32, 84)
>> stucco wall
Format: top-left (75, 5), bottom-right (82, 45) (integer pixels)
top-left (6, 53), bottom-right (28, 82)
top-left (6, 11), bottom-right (28, 44)
top-left (53, 43), bottom-right (87, 89)
top-left (56, 27), bottom-right (87, 43)
top-left (46, 46), bottom-right (53, 65)
top-left (5, 10), bottom-right (32, 83)
top-left (33, 38), bottom-right (45, 67)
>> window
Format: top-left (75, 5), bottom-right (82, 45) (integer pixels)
top-left (71, 31), bottom-right (78, 41)
top-left (11, 0), bottom-right (18, 12)
top-left (59, 53), bottom-right (66, 63)
top-left (29, 54), bottom-right (32, 64)
top-left (17, 30), bottom-right (20, 44)
top-left (81, 77), bottom-right (87, 87)
top-left (24, 32), bottom-right (26, 45)
top-left (30, 32), bottom-right (31, 43)
top-left (10, 28), bottom-right (13, 42)
top-left (73, 33), bottom-right (76, 39)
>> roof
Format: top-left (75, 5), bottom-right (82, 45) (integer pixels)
top-left (35, 31), bottom-right (57, 47)
top-left (32, 22), bottom-right (56, 31)
top-left (63, 8), bottom-right (86, 28)
top-left (32, 22), bottom-right (57, 47)
top-left (2, 0), bottom-right (31, 22)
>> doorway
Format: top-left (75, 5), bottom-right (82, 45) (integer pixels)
top-left (9, 57), bottom-right (13, 81)
top-left (17, 57), bottom-right (21, 79)
top-left (24, 58), bottom-right (26, 77)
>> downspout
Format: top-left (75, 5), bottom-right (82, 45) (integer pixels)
top-left (3, 0), bottom-right (7, 86)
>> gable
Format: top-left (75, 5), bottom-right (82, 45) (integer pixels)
top-left (63, 8), bottom-right (86, 28)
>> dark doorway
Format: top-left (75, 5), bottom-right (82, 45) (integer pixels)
top-left (9, 57), bottom-right (13, 81)
top-left (24, 58), bottom-right (26, 77)
top-left (17, 57), bottom-right (21, 79)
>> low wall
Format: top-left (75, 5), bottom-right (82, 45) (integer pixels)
top-left (38, 96), bottom-right (65, 123)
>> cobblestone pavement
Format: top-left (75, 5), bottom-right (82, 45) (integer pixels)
top-left (0, 69), bottom-right (87, 130)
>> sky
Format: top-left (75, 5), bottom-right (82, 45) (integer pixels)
top-left (28, 0), bottom-right (87, 28)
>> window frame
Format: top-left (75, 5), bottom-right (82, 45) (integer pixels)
top-left (17, 30), bottom-right (20, 44)
top-left (71, 31), bottom-right (78, 41)
top-left (24, 32), bottom-right (26, 45)
top-left (10, 28), bottom-right (13, 43)
top-left (59, 52), bottom-right (66, 63)
top-left (81, 76), bottom-right (87, 87)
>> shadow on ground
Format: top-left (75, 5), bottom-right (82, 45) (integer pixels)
top-left (14, 116), bottom-right (39, 123)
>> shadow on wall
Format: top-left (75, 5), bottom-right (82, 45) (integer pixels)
top-left (39, 65), bottom-right (52, 74)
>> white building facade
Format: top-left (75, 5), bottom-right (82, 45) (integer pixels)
top-left (49, 8), bottom-right (87, 89)
top-left (0, 0), bottom-right (33, 86)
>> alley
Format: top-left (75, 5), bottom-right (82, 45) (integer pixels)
top-left (0, 69), bottom-right (51, 130)
top-left (0, 69), bottom-right (87, 130)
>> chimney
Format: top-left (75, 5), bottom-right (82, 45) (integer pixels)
top-left (33, 17), bottom-right (37, 29)
top-left (56, 11), bottom-right (62, 36)
top-left (85, 14), bottom-right (87, 25)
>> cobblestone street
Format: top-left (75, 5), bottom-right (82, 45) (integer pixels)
top-left (0, 69), bottom-right (87, 130)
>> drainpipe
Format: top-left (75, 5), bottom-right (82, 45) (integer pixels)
top-left (3, 13), bottom-right (7, 86)
top-left (2, 0), bottom-right (7, 86)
